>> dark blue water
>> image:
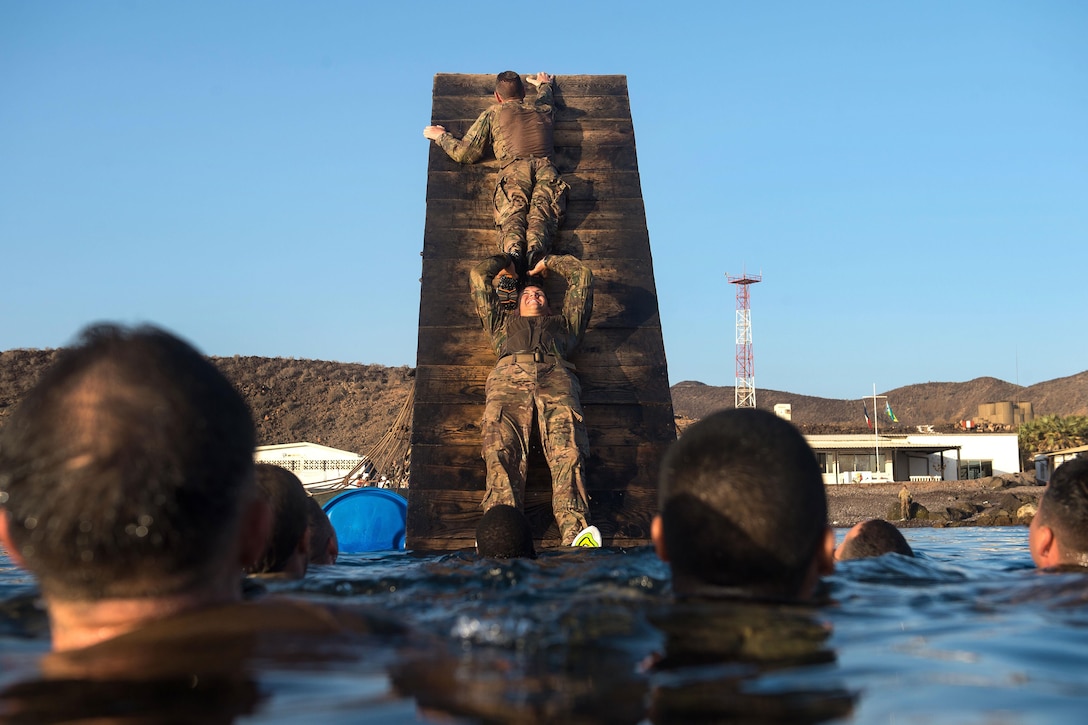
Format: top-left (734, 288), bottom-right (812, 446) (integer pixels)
top-left (3, 527), bottom-right (1087, 723)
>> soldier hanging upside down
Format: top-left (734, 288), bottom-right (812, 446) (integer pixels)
top-left (425, 71), bottom-right (570, 279)
top-left (468, 253), bottom-right (600, 547)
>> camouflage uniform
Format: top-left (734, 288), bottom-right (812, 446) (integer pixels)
top-left (469, 254), bottom-right (593, 544)
top-left (434, 79), bottom-right (569, 264)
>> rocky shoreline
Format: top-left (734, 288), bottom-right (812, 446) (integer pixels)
top-left (825, 472), bottom-right (1041, 529)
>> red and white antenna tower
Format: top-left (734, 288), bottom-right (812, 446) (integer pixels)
top-left (726, 271), bottom-right (762, 408)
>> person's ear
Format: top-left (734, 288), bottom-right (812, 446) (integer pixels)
top-left (298, 526), bottom-right (312, 557)
top-left (238, 497), bottom-right (273, 570)
top-left (798, 526), bottom-right (836, 600)
top-left (0, 512), bottom-right (27, 569)
top-left (495, 91), bottom-right (503, 103)
top-left (1031, 522), bottom-right (1058, 568)
top-left (651, 515), bottom-right (668, 562)
top-left (818, 527), bottom-right (836, 575)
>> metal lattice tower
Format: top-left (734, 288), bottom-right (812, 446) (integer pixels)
top-left (726, 272), bottom-right (762, 408)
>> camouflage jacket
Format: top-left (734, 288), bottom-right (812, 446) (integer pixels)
top-left (435, 81), bottom-right (556, 166)
top-left (469, 254), bottom-right (593, 361)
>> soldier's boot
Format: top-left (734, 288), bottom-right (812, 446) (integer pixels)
top-left (500, 227), bottom-right (528, 278)
top-left (525, 243), bottom-right (546, 275)
top-left (571, 525), bottom-right (601, 548)
top-left (525, 215), bottom-right (551, 275)
top-left (509, 248), bottom-right (528, 278)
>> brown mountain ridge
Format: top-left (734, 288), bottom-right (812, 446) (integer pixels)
top-left (2, 348), bottom-right (1085, 462)
top-left (672, 371), bottom-right (1088, 434)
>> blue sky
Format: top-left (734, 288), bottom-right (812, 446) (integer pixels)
top-left (2, 1), bottom-right (1085, 400)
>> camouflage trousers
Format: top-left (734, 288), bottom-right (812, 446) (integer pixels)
top-left (493, 158), bottom-right (569, 260)
top-left (481, 356), bottom-right (590, 545)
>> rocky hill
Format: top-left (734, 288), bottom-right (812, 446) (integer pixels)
top-left (671, 373), bottom-right (1088, 434)
top-left (0, 349), bottom-right (415, 463)
top-left (3, 347), bottom-right (1086, 461)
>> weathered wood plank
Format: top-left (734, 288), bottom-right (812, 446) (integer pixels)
top-left (417, 294), bottom-right (660, 331)
top-left (413, 328), bottom-right (673, 376)
top-left (432, 74), bottom-right (630, 98)
top-left (411, 441), bottom-right (672, 491)
top-left (406, 487), bottom-right (656, 550)
top-left (414, 329), bottom-right (670, 369)
top-left (426, 143), bottom-right (639, 174)
top-left (420, 227), bottom-right (653, 261)
top-left (417, 257), bottom-right (664, 331)
top-left (423, 199), bottom-right (647, 233)
top-left (414, 362), bottom-right (673, 405)
top-left (426, 169), bottom-right (644, 203)
top-left (418, 255), bottom-right (662, 287)
top-left (411, 401), bottom-right (675, 448)
top-left (430, 95), bottom-right (632, 123)
top-left (420, 194), bottom-right (647, 228)
top-left (425, 119), bottom-right (634, 144)
top-left (416, 295), bottom-right (661, 333)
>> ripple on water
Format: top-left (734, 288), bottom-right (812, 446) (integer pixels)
top-left (4, 530), bottom-right (1088, 722)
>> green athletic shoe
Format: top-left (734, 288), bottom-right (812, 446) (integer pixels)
top-left (571, 525), bottom-right (602, 548)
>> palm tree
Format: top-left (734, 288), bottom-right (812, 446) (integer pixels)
top-left (1019, 415), bottom-right (1088, 467)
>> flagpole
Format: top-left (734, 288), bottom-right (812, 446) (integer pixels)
top-left (872, 383), bottom-right (879, 471)
top-left (862, 388), bottom-right (898, 481)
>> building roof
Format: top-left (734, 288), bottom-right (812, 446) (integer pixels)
top-left (805, 434), bottom-right (960, 452)
top-left (1042, 443), bottom-right (1088, 457)
top-left (255, 441), bottom-right (362, 458)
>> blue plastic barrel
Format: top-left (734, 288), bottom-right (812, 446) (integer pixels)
top-left (322, 488), bottom-right (407, 552)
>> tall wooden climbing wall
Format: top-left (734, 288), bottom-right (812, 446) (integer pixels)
top-left (408, 74), bottom-right (676, 550)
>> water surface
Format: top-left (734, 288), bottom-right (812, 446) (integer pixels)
top-left (3, 527), bottom-right (1086, 723)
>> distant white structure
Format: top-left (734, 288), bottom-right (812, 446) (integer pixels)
top-left (1034, 444), bottom-right (1088, 484)
top-left (255, 441), bottom-right (375, 493)
top-left (773, 403), bottom-right (792, 421)
top-left (806, 433), bottom-right (1020, 485)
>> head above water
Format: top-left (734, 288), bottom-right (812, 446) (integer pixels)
top-left (652, 408), bottom-right (834, 600)
top-left (1030, 457), bottom-right (1088, 568)
top-left (306, 496), bottom-right (339, 566)
top-left (476, 504), bottom-right (536, 559)
top-left (835, 519), bottom-right (914, 561)
top-left (0, 323), bottom-right (262, 603)
top-left (252, 464), bottom-right (311, 578)
top-left (495, 70), bottom-right (525, 101)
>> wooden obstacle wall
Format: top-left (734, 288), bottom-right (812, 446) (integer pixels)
top-left (408, 74), bottom-right (676, 550)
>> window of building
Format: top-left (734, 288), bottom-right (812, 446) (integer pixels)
top-left (958, 460), bottom-right (993, 479)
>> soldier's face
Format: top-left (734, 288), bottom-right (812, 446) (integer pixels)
top-left (519, 287), bottom-right (549, 317)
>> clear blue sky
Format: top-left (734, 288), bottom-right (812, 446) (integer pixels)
top-left (2, 1), bottom-right (1085, 400)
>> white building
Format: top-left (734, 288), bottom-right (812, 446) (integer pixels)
top-left (806, 433), bottom-right (1020, 485)
top-left (1034, 444), bottom-right (1088, 483)
top-left (255, 442), bottom-right (374, 493)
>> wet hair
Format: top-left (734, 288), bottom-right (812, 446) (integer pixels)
top-left (495, 70), bottom-right (525, 101)
top-left (251, 464), bottom-right (310, 574)
top-left (837, 519), bottom-right (914, 560)
top-left (0, 324), bottom-right (256, 601)
top-left (1038, 457), bottom-right (1088, 556)
top-left (306, 496), bottom-right (338, 565)
top-left (476, 504), bottom-right (536, 559)
top-left (657, 408), bottom-right (827, 598)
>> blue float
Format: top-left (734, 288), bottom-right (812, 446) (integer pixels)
top-left (322, 488), bottom-right (407, 552)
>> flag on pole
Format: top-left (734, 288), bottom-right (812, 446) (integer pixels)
top-left (885, 401), bottom-right (899, 423)
top-left (862, 403), bottom-right (872, 429)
